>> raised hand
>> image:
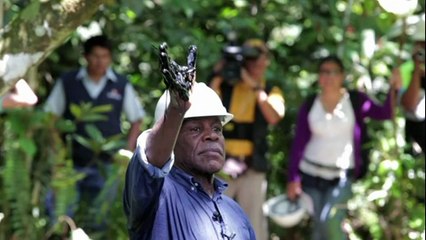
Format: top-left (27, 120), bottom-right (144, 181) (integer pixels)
top-left (159, 43), bottom-right (197, 101)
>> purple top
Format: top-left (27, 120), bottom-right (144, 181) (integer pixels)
top-left (288, 90), bottom-right (393, 182)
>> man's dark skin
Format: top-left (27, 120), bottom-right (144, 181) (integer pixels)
top-left (147, 43), bottom-right (225, 197)
top-left (401, 41), bottom-right (425, 111)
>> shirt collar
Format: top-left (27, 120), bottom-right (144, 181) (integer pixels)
top-left (75, 67), bottom-right (118, 82)
top-left (170, 167), bottom-right (228, 195)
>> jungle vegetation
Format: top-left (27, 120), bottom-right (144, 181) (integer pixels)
top-left (0, 0), bottom-right (424, 239)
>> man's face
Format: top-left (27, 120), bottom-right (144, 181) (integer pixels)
top-left (85, 46), bottom-right (112, 76)
top-left (174, 116), bottom-right (225, 176)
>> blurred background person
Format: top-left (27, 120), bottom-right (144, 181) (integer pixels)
top-left (44, 35), bottom-right (145, 233)
top-left (210, 38), bottom-right (285, 240)
top-left (286, 55), bottom-right (400, 240)
top-left (394, 14), bottom-right (425, 155)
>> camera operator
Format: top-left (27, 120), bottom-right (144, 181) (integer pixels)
top-left (209, 38), bottom-right (285, 240)
top-left (393, 15), bottom-right (425, 154)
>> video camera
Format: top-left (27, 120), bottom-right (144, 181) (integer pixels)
top-left (221, 44), bottom-right (262, 85)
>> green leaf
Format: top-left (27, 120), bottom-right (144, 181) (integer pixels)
top-left (79, 114), bottom-right (108, 122)
top-left (20, 1), bottom-right (40, 22)
top-left (18, 138), bottom-right (37, 157)
top-left (91, 104), bottom-right (113, 113)
top-left (70, 103), bottom-right (112, 122)
top-left (84, 125), bottom-right (104, 142)
top-left (102, 140), bottom-right (126, 152)
top-left (73, 135), bottom-right (93, 150)
top-left (70, 104), bottom-right (82, 119)
top-left (55, 119), bottom-right (76, 133)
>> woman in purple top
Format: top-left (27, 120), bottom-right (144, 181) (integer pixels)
top-left (286, 55), bottom-right (400, 239)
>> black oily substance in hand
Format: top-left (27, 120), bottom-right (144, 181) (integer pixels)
top-left (159, 42), bottom-right (197, 101)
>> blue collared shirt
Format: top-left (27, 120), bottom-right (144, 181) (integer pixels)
top-left (123, 130), bottom-right (256, 240)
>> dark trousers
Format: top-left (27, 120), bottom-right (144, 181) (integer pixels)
top-left (301, 172), bottom-right (353, 240)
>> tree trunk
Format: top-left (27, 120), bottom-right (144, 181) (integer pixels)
top-left (0, 0), bottom-right (107, 94)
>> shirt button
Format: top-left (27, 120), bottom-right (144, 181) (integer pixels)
top-left (191, 187), bottom-right (195, 191)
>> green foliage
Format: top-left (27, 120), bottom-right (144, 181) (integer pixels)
top-left (0, 109), bottom-right (77, 240)
top-left (74, 124), bottom-right (126, 158)
top-left (1, 0), bottom-right (425, 239)
top-left (91, 155), bottom-right (130, 239)
top-left (0, 101), bottom-right (126, 239)
top-left (19, 0), bottom-right (40, 22)
top-left (346, 119), bottom-right (425, 240)
top-left (70, 103), bottom-right (113, 122)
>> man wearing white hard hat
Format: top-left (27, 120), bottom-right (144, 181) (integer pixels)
top-left (393, 14), bottom-right (425, 154)
top-left (123, 44), bottom-right (256, 239)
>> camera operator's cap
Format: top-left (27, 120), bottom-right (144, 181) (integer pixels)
top-left (154, 82), bottom-right (233, 126)
top-left (411, 14), bottom-right (425, 41)
top-left (243, 39), bottom-right (268, 54)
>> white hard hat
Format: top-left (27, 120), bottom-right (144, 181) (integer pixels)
top-left (263, 193), bottom-right (314, 228)
top-left (377, 0), bottom-right (418, 17)
top-left (154, 82), bottom-right (233, 125)
top-left (412, 14), bottom-right (425, 41)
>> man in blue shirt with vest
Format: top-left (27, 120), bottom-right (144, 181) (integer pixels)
top-left (45, 35), bottom-right (145, 231)
top-left (123, 81), bottom-right (256, 239)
